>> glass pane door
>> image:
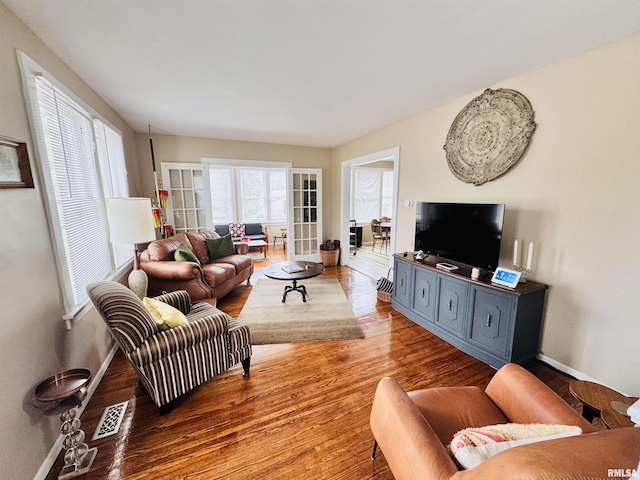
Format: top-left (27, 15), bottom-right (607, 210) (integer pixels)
top-left (161, 162), bottom-right (212, 233)
top-left (288, 168), bottom-right (322, 262)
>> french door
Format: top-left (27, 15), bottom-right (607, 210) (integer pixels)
top-left (162, 164), bottom-right (322, 259)
top-left (161, 162), bottom-right (212, 233)
top-left (287, 169), bottom-right (322, 262)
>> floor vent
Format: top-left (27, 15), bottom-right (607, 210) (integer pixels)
top-left (92, 401), bottom-right (128, 441)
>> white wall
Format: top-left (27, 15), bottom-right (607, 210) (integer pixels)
top-left (0, 4), bottom-right (141, 478)
top-left (332, 32), bottom-right (640, 396)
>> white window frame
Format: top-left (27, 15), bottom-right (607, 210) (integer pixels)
top-left (202, 158), bottom-right (292, 224)
top-left (18, 52), bottom-right (131, 326)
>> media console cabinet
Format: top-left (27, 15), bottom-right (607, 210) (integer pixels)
top-left (392, 253), bottom-right (548, 368)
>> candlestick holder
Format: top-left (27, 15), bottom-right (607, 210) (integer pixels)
top-left (512, 264), bottom-right (531, 283)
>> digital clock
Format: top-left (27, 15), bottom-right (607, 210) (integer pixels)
top-left (491, 267), bottom-right (522, 289)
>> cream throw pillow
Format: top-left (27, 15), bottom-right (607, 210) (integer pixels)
top-left (143, 297), bottom-right (188, 330)
top-left (450, 423), bottom-right (582, 469)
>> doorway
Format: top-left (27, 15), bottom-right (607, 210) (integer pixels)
top-left (340, 147), bottom-right (400, 279)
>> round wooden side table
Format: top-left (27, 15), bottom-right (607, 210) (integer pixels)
top-left (263, 261), bottom-right (324, 302)
top-left (569, 380), bottom-right (638, 429)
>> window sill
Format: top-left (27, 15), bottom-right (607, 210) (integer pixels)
top-left (63, 262), bottom-right (132, 330)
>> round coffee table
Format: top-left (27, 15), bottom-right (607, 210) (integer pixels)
top-left (569, 380), bottom-right (638, 429)
top-left (263, 261), bottom-right (324, 302)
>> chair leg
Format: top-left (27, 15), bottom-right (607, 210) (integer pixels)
top-left (160, 402), bottom-right (174, 416)
top-left (371, 440), bottom-right (378, 460)
top-left (241, 357), bottom-right (251, 377)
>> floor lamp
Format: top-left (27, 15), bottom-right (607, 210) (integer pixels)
top-left (109, 198), bottom-right (157, 298)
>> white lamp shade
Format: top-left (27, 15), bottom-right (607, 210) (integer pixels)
top-left (109, 197), bottom-right (157, 244)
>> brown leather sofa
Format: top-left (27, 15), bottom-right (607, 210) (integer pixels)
top-left (370, 363), bottom-right (640, 479)
top-left (140, 230), bottom-right (253, 301)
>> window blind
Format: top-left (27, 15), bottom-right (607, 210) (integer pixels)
top-left (34, 76), bottom-right (129, 316)
top-left (209, 167), bottom-right (235, 223)
top-left (208, 166), bottom-right (288, 224)
top-left (240, 169), bottom-right (267, 222)
top-left (95, 120), bottom-right (131, 267)
top-left (352, 168), bottom-right (394, 222)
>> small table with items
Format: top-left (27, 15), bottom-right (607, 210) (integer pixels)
top-left (245, 239), bottom-right (268, 258)
top-left (272, 229), bottom-right (287, 251)
top-left (263, 261), bottom-right (324, 302)
top-left (569, 380), bottom-right (638, 429)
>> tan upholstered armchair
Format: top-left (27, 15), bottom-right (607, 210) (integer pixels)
top-left (87, 281), bottom-right (252, 410)
top-left (370, 363), bottom-right (640, 479)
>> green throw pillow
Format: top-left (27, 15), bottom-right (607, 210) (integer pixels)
top-left (206, 234), bottom-right (237, 260)
top-left (174, 243), bottom-right (200, 264)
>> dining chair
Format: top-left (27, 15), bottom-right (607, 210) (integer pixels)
top-left (371, 219), bottom-right (388, 252)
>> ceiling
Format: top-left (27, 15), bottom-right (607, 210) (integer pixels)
top-left (5, 0), bottom-right (640, 148)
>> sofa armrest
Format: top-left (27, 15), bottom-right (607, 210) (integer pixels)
top-left (454, 428), bottom-right (640, 480)
top-left (371, 377), bottom-right (459, 480)
top-left (130, 310), bottom-right (230, 367)
top-left (153, 290), bottom-right (192, 315)
top-left (141, 259), bottom-right (202, 281)
top-left (484, 363), bottom-right (595, 432)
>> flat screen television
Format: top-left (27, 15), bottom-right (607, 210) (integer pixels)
top-left (414, 202), bottom-right (505, 271)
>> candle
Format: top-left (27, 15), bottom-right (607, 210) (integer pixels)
top-left (526, 241), bottom-right (533, 270)
top-left (513, 239), bottom-right (519, 266)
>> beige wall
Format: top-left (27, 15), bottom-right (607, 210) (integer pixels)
top-left (134, 132), bottom-right (332, 240)
top-left (0, 4), bottom-right (141, 478)
top-left (332, 32), bottom-right (640, 396)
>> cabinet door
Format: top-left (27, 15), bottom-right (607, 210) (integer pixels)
top-left (393, 258), bottom-right (411, 307)
top-left (436, 277), bottom-right (468, 338)
top-left (468, 287), bottom-right (514, 357)
top-left (412, 268), bottom-right (437, 322)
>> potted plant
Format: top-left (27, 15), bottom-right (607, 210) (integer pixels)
top-left (319, 239), bottom-right (340, 266)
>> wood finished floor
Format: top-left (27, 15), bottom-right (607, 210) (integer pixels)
top-left (46, 248), bottom-right (599, 480)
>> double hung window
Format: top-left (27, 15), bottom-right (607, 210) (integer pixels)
top-left (207, 162), bottom-right (289, 224)
top-left (239, 168), bottom-right (287, 223)
top-left (20, 53), bottom-right (130, 321)
top-left (351, 167), bottom-right (394, 222)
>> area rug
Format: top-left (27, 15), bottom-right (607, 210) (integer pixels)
top-left (354, 246), bottom-right (390, 267)
top-left (247, 251), bottom-right (269, 261)
top-left (237, 276), bottom-right (365, 344)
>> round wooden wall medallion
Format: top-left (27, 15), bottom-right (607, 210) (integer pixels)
top-left (443, 88), bottom-right (536, 186)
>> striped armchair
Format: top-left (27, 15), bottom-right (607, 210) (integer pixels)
top-left (87, 281), bottom-right (252, 409)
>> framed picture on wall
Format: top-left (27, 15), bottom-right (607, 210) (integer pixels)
top-left (0, 135), bottom-right (34, 189)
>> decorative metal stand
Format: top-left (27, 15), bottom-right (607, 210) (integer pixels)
top-left (282, 279), bottom-right (308, 303)
top-left (33, 369), bottom-right (97, 479)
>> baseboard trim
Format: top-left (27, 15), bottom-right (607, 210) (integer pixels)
top-left (536, 353), bottom-right (632, 396)
top-left (34, 344), bottom-right (118, 480)
top-left (536, 354), bottom-right (598, 382)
